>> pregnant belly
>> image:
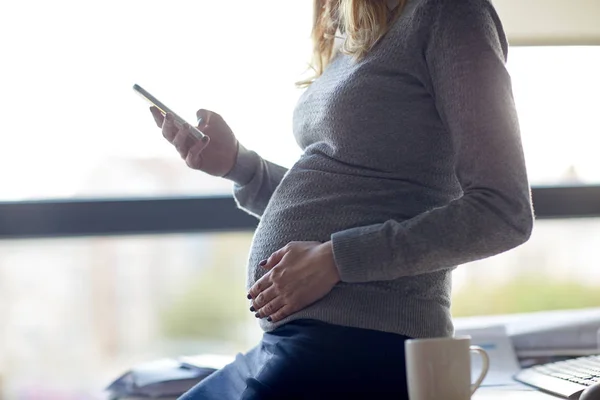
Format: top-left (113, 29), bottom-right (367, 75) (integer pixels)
top-left (245, 167), bottom-right (449, 287)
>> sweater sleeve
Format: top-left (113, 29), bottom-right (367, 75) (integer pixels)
top-left (330, 0), bottom-right (534, 283)
top-left (223, 142), bottom-right (288, 218)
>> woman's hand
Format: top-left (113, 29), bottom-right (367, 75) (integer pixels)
top-left (150, 106), bottom-right (238, 177)
top-left (248, 241), bottom-right (341, 323)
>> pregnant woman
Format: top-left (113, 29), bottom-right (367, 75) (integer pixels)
top-left (150, 0), bottom-right (534, 398)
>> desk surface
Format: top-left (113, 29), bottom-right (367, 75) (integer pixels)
top-left (474, 387), bottom-right (561, 399)
top-left (115, 387), bottom-right (560, 400)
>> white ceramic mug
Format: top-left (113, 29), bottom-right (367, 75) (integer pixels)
top-left (405, 336), bottom-right (489, 400)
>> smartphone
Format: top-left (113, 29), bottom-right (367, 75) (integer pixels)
top-left (133, 83), bottom-right (205, 140)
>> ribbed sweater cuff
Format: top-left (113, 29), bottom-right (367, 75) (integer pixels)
top-left (223, 142), bottom-right (259, 186)
top-left (331, 224), bottom-right (385, 283)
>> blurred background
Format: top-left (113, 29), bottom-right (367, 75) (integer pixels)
top-left (0, 0), bottom-right (599, 398)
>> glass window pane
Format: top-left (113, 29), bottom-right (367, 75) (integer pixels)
top-left (2, 2), bottom-right (598, 201)
top-left (0, 1), bottom-right (310, 201)
top-left (1, 221), bottom-right (599, 397)
top-left (0, 232), bottom-right (259, 398)
top-left (452, 217), bottom-right (600, 317)
top-left (507, 47), bottom-right (600, 186)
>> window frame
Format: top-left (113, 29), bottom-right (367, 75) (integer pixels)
top-left (0, 185), bottom-right (599, 240)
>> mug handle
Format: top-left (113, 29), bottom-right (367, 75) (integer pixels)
top-left (469, 345), bottom-right (490, 395)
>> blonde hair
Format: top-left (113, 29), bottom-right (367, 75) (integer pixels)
top-left (298, 0), bottom-right (406, 87)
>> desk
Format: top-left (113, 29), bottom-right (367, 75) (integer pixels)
top-left (116, 391), bottom-right (559, 400)
top-left (474, 386), bottom-right (560, 399)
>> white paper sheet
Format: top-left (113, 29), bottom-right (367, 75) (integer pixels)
top-left (455, 325), bottom-right (522, 387)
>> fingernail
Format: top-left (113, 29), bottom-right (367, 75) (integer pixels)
top-left (259, 260), bottom-right (267, 266)
top-left (254, 313), bottom-right (260, 318)
top-left (267, 317), bottom-right (272, 322)
top-left (249, 306), bottom-right (255, 312)
top-left (247, 294), bottom-right (252, 300)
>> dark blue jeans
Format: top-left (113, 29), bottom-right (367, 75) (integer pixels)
top-left (178, 319), bottom-right (410, 400)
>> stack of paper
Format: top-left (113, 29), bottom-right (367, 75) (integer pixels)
top-left (454, 307), bottom-right (600, 357)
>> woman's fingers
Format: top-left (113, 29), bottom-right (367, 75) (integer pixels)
top-left (172, 124), bottom-right (197, 159)
top-left (266, 305), bottom-right (295, 323)
top-left (150, 106), bottom-right (164, 128)
top-left (161, 112), bottom-right (179, 142)
top-left (159, 109), bottom-right (211, 166)
top-left (248, 272), bottom-right (273, 301)
top-left (248, 261), bottom-right (291, 321)
top-left (247, 241), bottom-right (340, 323)
top-left (252, 286), bottom-right (275, 312)
top-left (258, 245), bottom-right (290, 271)
top-left (251, 286), bottom-right (285, 319)
top-left (185, 135), bottom-right (210, 169)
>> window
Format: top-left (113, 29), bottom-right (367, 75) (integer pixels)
top-left (451, 217), bottom-right (600, 317)
top-left (0, 232), bottom-right (258, 399)
top-left (0, 220), bottom-right (598, 397)
top-left (507, 46), bottom-right (600, 186)
top-left (0, 1), bottom-right (310, 201)
top-left (446, 45), bottom-right (600, 313)
top-left (2, 2), bottom-right (598, 201)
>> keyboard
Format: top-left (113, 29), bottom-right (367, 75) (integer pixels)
top-left (515, 355), bottom-right (600, 398)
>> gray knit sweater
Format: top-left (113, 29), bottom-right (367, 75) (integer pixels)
top-left (224, 0), bottom-right (534, 338)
